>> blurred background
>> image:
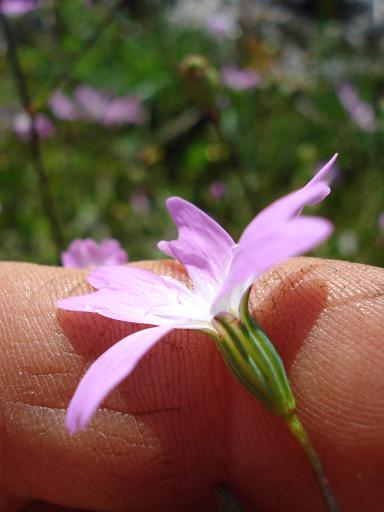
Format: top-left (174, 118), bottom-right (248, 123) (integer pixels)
top-left (0, 0), bottom-right (383, 267)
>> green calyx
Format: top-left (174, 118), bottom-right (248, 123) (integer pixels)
top-left (211, 289), bottom-right (340, 511)
top-left (211, 287), bottom-right (295, 416)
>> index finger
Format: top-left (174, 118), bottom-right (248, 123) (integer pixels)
top-left (0, 259), bottom-right (383, 511)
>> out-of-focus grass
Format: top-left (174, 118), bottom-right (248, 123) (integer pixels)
top-left (0, 1), bottom-right (383, 268)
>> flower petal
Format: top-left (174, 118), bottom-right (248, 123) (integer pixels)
top-left (0, 0), bottom-right (38, 17)
top-left (61, 239), bottom-right (128, 268)
top-left (212, 216), bottom-right (333, 315)
top-left (58, 265), bottom-right (211, 328)
top-left (66, 326), bottom-right (173, 433)
top-left (239, 154), bottom-right (337, 246)
top-left (94, 239), bottom-right (128, 265)
top-left (158, 197), bottom-right (235, 298)
top-left (307, 153), bottom-right (338, 187)
top-left (61, 239), bottom-right (97, 268)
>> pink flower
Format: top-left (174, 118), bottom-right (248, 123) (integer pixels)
top-left (0, 0), bottom-right (38, 17)
top-left (221, 66), bottom-right (260, 91)
top-left (204, 13), bottom-right (239, 39)
top-left (337, 82), bottom-right (376, 132)
top-left (73, 85), bottom-right (145, 125)
top-left (50, 86), bottom-right (146, 126)
top-left (73, 85), bottom-right (107, 122)
top-left (49, 91), bottom-right (80, 121)
top-left (315, 160), bottom-right (342, 185)
top-left (378, 213), bottom-right (384, 231)
top-left (61, 238), bottom-right (128, 269)
top-left (58, 155), bottom-right (337, 433)
top-left (12, 112), bottom-right (54, 141)
top-left (209, 181), bottom-right (226, 200)
top-left (103, 96), bottom-right (146, 126)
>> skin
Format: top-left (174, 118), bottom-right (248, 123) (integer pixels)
top-left (0, 258), bottom-right (383, 512)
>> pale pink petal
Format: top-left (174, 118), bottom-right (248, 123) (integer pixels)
top-left (221, 66), bottom-right (260, 91)
top-left (239, 154), bottom-right (337, 246)
top-left (61, 239), bottom-right (98, 268)
top-left (74, 85), bottom-right (108, 121)
top-left (61, 238), bottom-right (128, 268)
top-left (212, 216), bottom-right (333, 315)
top-left (49, 90), bottom-right (79, 121)
top-left (0, 0), bottom-right (38, 16)
top-left (307, 153), bottom-right (339, 187)
top-left (102, 96), bottom-right (146, 126)
top-left (205, 14), bottom-right (238, 39)
top-left (158, 197), bottom-right (235, 294)
top-left (58, 265), bottom-right (211, 327)
top-left (94, 239), bottom-right (128, 265)
top-left (34, 114), bottom-right (54, 138)
top-left (12, 112), bottom-right (54, 141)
top-left (209, 181), bottom-right (226, 200)
top-left (337, 83), bottom-right (376, 132)
top-left (66, 326), bottom-right (173, 433)
top-left (378, 212), bottom-right (384, 231)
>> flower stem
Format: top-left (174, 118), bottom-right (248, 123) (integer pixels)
top-left (0, 13), bottom-right (65, 259)
top-left (213, 288), bottom-right (339, 511)
top-left (284, 413), bottom-right (339, 512)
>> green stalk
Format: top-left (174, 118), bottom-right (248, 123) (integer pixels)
top-left (211, 287), bottom-right (339, 512)
top-left (284, 413), bottom-right (339, 512)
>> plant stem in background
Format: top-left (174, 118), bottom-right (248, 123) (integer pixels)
top-left (0, 13), bottom-right (65, 258)
top-left (53, 0), bottom-right (64, 41)
top-left (38, 0), bottom-right (125, 107)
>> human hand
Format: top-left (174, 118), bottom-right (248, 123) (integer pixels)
top-left (1, 258), bottom-right (383, 511)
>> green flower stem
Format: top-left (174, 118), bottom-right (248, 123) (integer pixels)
top-left (211, 287), bottom-right (339, 512)
top-left (284, 413), bottom-right (339, 512)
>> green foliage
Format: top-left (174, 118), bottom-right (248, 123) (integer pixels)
top-left (0, 2), bottom-right (383, 267)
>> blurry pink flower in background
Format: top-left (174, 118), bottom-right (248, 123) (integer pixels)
top-left (130, 190), bottom-right (151, 215)
top-left (74, 85), bottom-right (107, 122)
top-left (209, 181), bottom-right (226, 200)
top-left (49, 91), bottom-right (79, 121)
top-left (103, 96), bottom-right (146, 126)
top-left (378, 212), bottom-right (384, 231)
top-left (221, 66), bottom-right (260, 91)
top-left (12, 112), bottom-right (54, 141)
top-left (61, 238), bottom-right (128, 269)
top-left (0, 0), bottom-right (38, 17)
top-left (337, 82), bottom-right (376, 132)
top-left (204, 13), bottom-right (239, 39)
top-left (50, 86), bottom-right (145, 126)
